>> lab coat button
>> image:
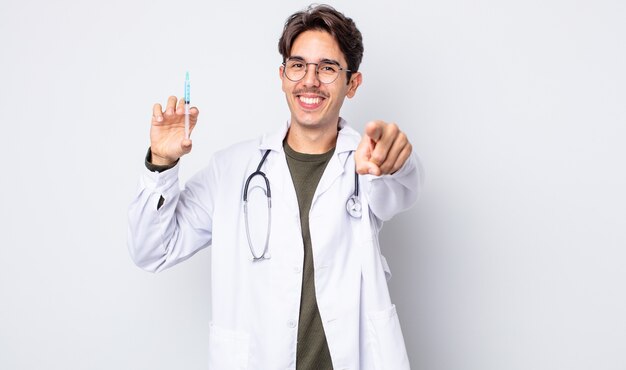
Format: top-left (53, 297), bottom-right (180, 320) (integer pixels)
top-left (293, 266), bottom-right (302, 273)
top-left (287, 319), bottom-right (297, 328)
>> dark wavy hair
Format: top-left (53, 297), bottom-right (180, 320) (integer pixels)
top-left (278, 4), bottom-right (364, 83)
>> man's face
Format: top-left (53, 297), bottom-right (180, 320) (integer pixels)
top-left (280, 30), bottom-right (361, 131)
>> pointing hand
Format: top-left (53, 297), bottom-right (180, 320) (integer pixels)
top-left (355, 120), bottom-right (412, 176)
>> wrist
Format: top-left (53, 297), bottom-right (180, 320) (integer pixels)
top-left (146, 148), bottom-right (179, 172)
top-left (150, 148), bottom-right (177, 166)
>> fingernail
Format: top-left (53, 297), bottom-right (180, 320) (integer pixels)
top-left (156, 116), bottom-right (163, 122)
top-left (368, 168), bottom-right (377, 175)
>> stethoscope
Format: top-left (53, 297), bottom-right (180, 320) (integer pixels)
top-left (243, 149), bottom-right (361, 261)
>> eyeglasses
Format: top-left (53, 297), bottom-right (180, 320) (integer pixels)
top-left (282, 57), bottom-right (352, 84)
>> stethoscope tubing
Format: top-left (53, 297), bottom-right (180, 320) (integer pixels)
top-left (243, 150), bottom-right (272, 202)
top-left (243, 149), bottom-right (362, 261)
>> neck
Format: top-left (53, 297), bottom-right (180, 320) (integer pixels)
top-left (286, 118), bottom-right (340, 154)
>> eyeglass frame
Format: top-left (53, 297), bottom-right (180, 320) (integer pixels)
top-left (281, 57), bottom-right (353, 84)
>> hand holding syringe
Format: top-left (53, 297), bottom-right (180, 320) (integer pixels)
top-left (149, 73), bottom-right (199, 166)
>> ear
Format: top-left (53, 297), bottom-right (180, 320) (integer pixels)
top-left (346, 72), bottom-right (362, 99)
top-left (279, 65), bottom-right (287, 92)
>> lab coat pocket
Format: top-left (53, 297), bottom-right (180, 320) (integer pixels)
top-left (208, 322), bottom-right (249, 370)
top-left (367, 304), bottom-right (410, 370)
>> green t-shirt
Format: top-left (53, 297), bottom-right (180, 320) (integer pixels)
top-left (284, 141), bottom-right (335, 370)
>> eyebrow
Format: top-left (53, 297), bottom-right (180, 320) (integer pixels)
top-left (288, 55), bottom-right (342, 66)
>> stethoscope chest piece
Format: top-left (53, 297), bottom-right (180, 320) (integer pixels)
top-left (346, 171), bottom-right (362, 218)
top-left (346, 195), bottom-right (362, 218)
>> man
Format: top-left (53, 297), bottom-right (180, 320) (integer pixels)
top-left (128, 4), bottom-right (420, 369)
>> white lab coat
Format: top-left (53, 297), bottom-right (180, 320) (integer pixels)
top-left (128, 119), bottom-right (421, 370)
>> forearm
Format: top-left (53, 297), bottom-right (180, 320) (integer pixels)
top-left (127, 163), bottom-right (214, 272)
top-left (365, 151), bottom-right (423, 222)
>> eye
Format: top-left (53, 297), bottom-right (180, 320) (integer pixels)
top-left (319, 63), bottom-right (338, 73)
top-left (288, 61), bottom-right (305, 69)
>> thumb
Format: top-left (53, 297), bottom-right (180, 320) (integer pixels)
top-left (181, 138), bottom-right (193, 155)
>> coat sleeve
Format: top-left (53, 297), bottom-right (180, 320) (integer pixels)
top-left (127, 157), bottom-right (218, 272)
top-left (363, 151), bottom-right (423, 222)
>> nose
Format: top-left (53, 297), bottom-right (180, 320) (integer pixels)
top-left (301, 63), bottom-right (321, 87)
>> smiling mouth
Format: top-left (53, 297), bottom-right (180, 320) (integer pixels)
top-left (299, 96), bottom-right (323, 105)
top-left (296, 94), bottom-right (326, 110)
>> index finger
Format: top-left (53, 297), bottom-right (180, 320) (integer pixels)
top-left (370, 123), bottom-right (401, 165)
top-left (364, 121), bottom-right (385, 142)
top-left (354, 133), bottom-right (380, 175)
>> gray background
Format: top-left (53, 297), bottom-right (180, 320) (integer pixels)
top-left (1, 0), bottom-right (625, 369)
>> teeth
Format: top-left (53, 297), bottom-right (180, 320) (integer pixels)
top-left (299, 96), bottom-right (321, 105)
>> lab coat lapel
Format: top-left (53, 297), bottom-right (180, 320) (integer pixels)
top-left (257, 119), bottom-right (362, 214)
top-left (258, 122), bottom-right (300, 217)
top-left (313, 120), bottom-right (361, 204)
